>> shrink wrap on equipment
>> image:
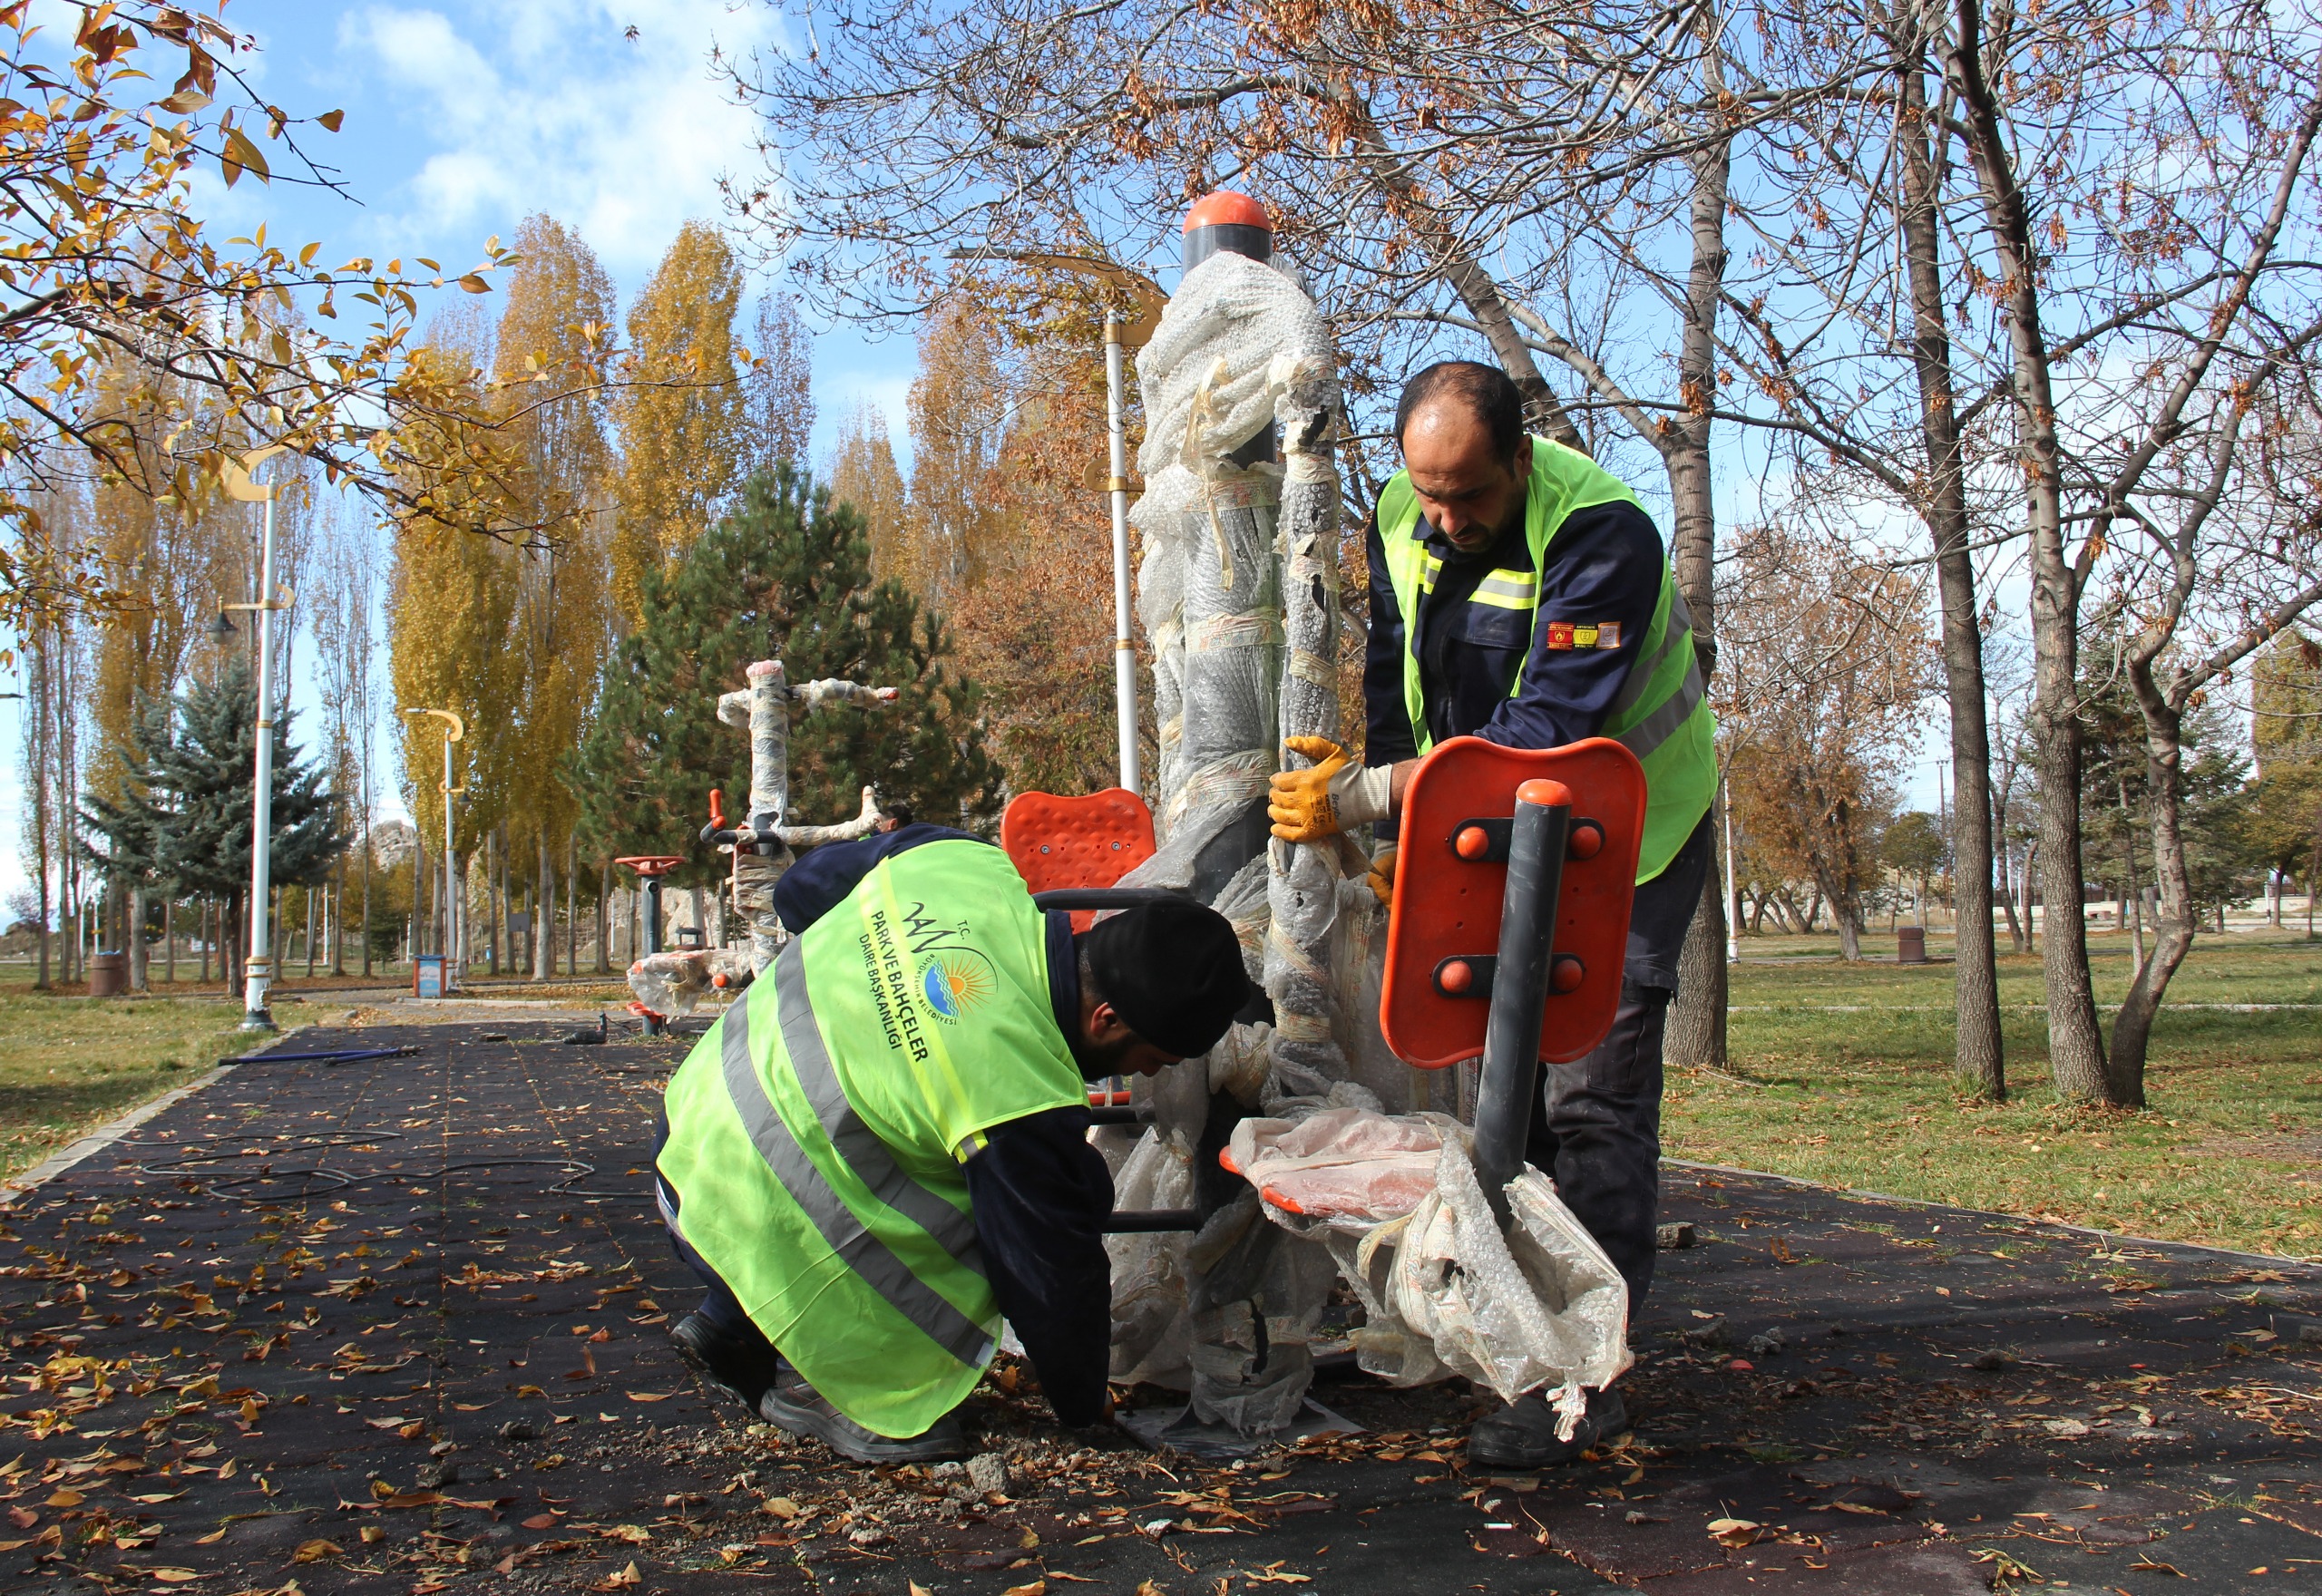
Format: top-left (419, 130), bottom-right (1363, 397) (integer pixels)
top-left (1225, 1111), bottom-right (1633, 1433)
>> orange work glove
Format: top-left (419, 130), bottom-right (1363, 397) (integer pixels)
top-left (1366, 843), bottom-right (1399, 907)
top-left (1267, 735), bottom-right (1394, 843)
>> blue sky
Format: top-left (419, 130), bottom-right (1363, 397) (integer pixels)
top-left (2, 0), bottom-right (922, 911)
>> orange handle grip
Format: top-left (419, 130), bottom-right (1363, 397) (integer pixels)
top-left (708, 788), bottom-right (727, 831)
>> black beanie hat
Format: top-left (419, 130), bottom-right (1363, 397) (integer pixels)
top-left (1081, 898), bottom-right (1251, 1059)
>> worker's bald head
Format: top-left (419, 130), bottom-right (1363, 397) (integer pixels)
top-left (1395, 362), bottom-right (1532, 551)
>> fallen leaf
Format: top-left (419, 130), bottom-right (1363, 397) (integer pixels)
top-left (911, 1584), bottom-right (935, 1596)
top-left (132, 1492), bottom-right (187, 1504)
top-left (592, 1562), bottom-right (641, 1591)
top-left (600, 1523), bottom-right (652, 1543)
top-left (522, 1513), bottom-right (559, 1530)
top-left (5, 1507), bottom-right (33, 1529)
top-left (150, 1572), bottom-right (200, 1585)
top-left (516, 1385), bottom-right (547, 1398)
top-left (293, 1538), bottom-right (344, 1562)
top-left (194, 1527), bottom-right (229, 1544)
top-left (762, 1497), bottom-right (799, 1519)
top-left (1768, 1238), bottom-right (1798, 1264)
top-left (1707, 1516), bottom-right (1762, 1548)
top-left (1000, 1583), bottom-right (1047, 1596)
top-left (44, 1490), bottom-right (82, 1508)
top-left (626, 1391), bottom-right (678, 1403)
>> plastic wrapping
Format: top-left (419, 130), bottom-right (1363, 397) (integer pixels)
top-left (1225, 1106), bottom-right (1468, 1231)
top-left (1106, 1128), bottom-right (1198, 1390)
top-left (628, 949), bottom-right (754, 1017)
top-left (1219, 1113), bottom-right (1631, 1424)
top-left (1118, 247), bottom-right (1354, 1434)
top-left (1387, 1143), bottom-right (1631, 1423)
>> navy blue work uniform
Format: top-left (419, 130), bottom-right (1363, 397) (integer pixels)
top-left (1365, 502), bottom-right (1713, 1305)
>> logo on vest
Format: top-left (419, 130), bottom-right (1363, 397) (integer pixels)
top-left (919, 948), bottom-right (995, 1022)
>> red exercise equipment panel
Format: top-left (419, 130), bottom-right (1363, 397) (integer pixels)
top-left (1381, 736), bottom-right (1647, 1069)
top-left (1000, 787), bottom-right (1158, 931)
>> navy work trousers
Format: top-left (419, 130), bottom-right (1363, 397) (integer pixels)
top-left (1523, 810), bottom-right (1713, 1308)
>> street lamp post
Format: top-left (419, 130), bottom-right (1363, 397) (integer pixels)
top-left (220, 447), bottom-right (292, 1032)
top-left (403, 709), bottom-right (466, 979)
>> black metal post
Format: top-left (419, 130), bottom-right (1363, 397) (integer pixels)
top-left (1470, 782), bottom-right (1571, 1227)
top-left (640, 875), bottom-right (665, 1036)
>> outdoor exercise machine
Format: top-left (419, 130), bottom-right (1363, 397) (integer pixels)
top-left (623, 659), bottom-right (896, 1030)
top-left (1377, 735), bottom-right (1645, 1225)
top-left (998, 735), bottom-right (1644, 1237)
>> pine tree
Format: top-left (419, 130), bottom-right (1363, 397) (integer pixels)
top-left (86, 658), bottom-right (346, 986)
top-left (572, 466), bottom-right (1002, 886)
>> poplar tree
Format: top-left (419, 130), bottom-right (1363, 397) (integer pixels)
top-left (610, 222), bottom-right (750, 623)
top-left (573, 466), bottom-right (1002, 881)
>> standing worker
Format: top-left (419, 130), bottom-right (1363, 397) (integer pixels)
top-left (1266, 362), bottom-right (1715, 1468)
top-left (651, 821), bottom-right (1250, 1462)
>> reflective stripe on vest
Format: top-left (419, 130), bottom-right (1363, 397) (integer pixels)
top-left (657, 839), bottom-right (1086, 1437)
top-left (717, 948), bottom-right (993, 1369)
top-left (1378, 436), bottom-right (1716, 881)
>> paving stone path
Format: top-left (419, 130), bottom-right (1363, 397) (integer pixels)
top-left (2, 1024), bottom-right (2317, 1594)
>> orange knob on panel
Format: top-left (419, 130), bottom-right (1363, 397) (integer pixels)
top-left (1438, 959), bottom-right (1475, 995)
top-left (1516, 778), bottom-right (1574, 809)
top-left (1549, 955), bottom-right (1585, 994)
top-left (1455, 826), bottom-right (1491, 860)
top-left (1567, 821), bottom-right (1605, 861)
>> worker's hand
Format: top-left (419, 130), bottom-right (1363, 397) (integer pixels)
top-left (1268, 736), bottom-right (1394, 842)
top-left (1366, 843), bottom-right (1398, 908)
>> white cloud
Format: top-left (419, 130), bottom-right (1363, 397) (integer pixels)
top-left (333, 1), bottom-right (786, 278)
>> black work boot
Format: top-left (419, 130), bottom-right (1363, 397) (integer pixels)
top-left (758, 1375), bottom-right (971, 1465)
top-left (668, 1311), bottom-right (785, 1416)
top-left (1466, 1387), bottom-right (1629, 1471)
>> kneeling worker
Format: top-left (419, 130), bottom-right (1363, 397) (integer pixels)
top-left (653, 822), bottom-right (1250, 1463)
top-left (1267, 362), bottom-right (1716, 1468)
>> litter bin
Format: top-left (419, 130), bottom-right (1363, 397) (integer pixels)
top-left (1897, 926), bottom-right (1928, 964)
top-left (87, 951), bottom-right (128, 997)
top-left (414, 954), bottom-right (448, 998)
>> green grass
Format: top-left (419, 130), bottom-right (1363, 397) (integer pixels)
top-left (0, 992), bottom-right (295, 1182)
top-left (1671, 929), bottom-right (2322, 1259)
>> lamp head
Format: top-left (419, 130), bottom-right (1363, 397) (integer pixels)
top-left (207, 611), bottom-right (237, 645)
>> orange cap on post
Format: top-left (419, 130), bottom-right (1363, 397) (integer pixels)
top-left (1182, 191), bottom-right (1272, 232)
top-left (1182, 191), bottom-right (1273, 270)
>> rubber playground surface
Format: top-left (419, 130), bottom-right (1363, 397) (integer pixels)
top-left (2, 1023), bottom-right (2318, 1594)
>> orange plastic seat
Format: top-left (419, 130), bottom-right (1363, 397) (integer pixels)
top-left (1000, 788), bottom-right (1157, 931)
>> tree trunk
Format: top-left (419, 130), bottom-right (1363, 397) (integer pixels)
top-left (1953, 0), bottom-right (2111, 1102)
top-left (566, 833), bottom-right (579, 978)
top-left (2105, 686), bottom-right (2190, 1106)
top-left (163, 897), bottom-right (175, 984)
top-left (1898, 36), bottom-right (2003, 1097)
top-left (534, 832), bottom-right (553, 981)
top-left (304, 887), bottom-right (317, 978)
top-left (414, 832), bottom-right (429, 959)
top-left (359, 829), bottom-right (374, 978)
top-left (129, 887), bottom-right (150, 992)
top-left (1662, 123), bottom-right (1733, 1074)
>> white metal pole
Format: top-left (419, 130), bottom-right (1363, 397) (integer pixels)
top-left (241, 471), bottom-right (278, 1029)
top-left (1103, 311), bottom-right (1142, 794)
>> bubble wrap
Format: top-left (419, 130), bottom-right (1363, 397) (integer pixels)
top-left (1114, 248), bottom-right (1361, 1432)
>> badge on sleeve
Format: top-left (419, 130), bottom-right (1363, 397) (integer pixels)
top-left (1546, 621), bottom-right (1576, 650)
top-left (1574, 624), bottom-right (1599, 648)
top-left (1595, 621), bottom-right (1623, 650)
